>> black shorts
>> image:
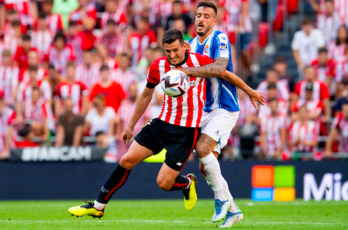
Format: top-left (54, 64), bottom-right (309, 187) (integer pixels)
top-left (134, 118), bottom-right (200, 171)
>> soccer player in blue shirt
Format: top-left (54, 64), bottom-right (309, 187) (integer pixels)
top-left (181, 1), bottom-right (252, 227)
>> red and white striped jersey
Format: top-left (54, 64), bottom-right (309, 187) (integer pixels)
top-left (311, 58), bottom-right (335, 82)
top-left (328, 42), bottom-right (346, 62)
top-left (1, 0), bottom-right (33, 25)
top-left (16, 80), bottom-right (51, 103)
top-left (46, 13), bottom-right (64, 33)
top-left (289, 120), bottom-right (319, 153)
top-left (118, 99), bottom-right (151, 135)
top-left (47, 45), bottom-right (75, 75)
top-left (23, 99), bottom-right (54, 129)
top-left (75, 64), bottom-right (100, 90)
top-left (129, 31), bottom-right (157, 66)
top-left (55, 81), bottom-right (88, 114)
top-left (147, 53), bottom-right (213, 128)
top-left (110, 69), bottom-right (137, 91)
top-left (332, 113), bottom-right (348, 153)
top-left (0, 65), bottom-right (19, 103)
top-left (333, 0), bottom-right (348, 26)
top-left (31, 30), bottom-right (53, 62)
top-left (237, 95), bottom-right (256, 126)
top-left (292, 99), bottom-right (323, 122)
top-left (258, 99), bottom-right (288, 119)
top-left (334, 59), bottom-right (348, 83)
top-left (21, 67), bottom-right (47, 83)
top-left (221, 0), bottom-right (252, 33)
top-left (257, 80), bottom-right (290, 101)
top-left (100, 9), bottom-right (127, 29)
top-left (0, 106), bottom-right (16, 152)
top-left (261, 113), bottom-right (288, 155)
top-left (66, 33), bottom-right (83, 65)
top-left (294, 80), bottom-right (330, 100)
top-left (3, 34), bottom-right (19, 55)
top-left (317, 12), bottom-right (341, 45)
top-left (68, 4), bottom-right (97, 28)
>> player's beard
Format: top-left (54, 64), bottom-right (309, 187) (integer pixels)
top-left (196, 25), bottom-right (212, 37)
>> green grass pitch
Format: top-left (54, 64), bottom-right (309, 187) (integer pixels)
top-left (0, 199), bottom-right (347, 229)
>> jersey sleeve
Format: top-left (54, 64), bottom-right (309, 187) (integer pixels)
top-left (320, 83), bottom-right (330, 99)
top-left (214, 33), bottom-right (230, 59)
top-left (147, 61), bottom-right (161, 85)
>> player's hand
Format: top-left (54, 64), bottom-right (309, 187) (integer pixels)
top-left (122, 127), bottom-right (133, 144)
top-left (248, 90), bottom-right (266, 110)
top-left (176, 68), bottom-right (189, 76)
top-left (183, 41), bottom-right (191, 51)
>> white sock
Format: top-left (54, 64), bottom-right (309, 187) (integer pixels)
top-left (93, 200), bottom-right (106, 210)
top-left (221, 177), bottom-right (240, 213)
top-left (199, 153), bottom-right (226, 201)
top-left (204, 175), bottom-right (213, 190)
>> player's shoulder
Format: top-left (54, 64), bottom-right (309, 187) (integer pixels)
top-left (188, 36), bottom-right (198, 44)
top-left (214, 30), bottom-right (229, 42)
top-left (189, 51), bottom-right (213, 63)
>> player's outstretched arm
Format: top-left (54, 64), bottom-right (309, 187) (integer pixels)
top-left (222, 71), bottom-right (266, 110)
top-left (123, 87), bottom-right (155, 144)
top-left (181, 57), bottom-right (228, 78)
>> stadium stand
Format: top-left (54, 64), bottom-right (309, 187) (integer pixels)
top-left (0, 0), bottom-right (347, 162)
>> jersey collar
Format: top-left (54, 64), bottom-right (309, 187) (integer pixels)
top-left (168, 51), bottom-right (189, 67)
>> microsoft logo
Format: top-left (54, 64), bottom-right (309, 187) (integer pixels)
top-left (251, 165), bottom-right (296, 201)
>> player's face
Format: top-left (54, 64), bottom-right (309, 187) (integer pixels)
top-left (195, 6), bottom-right (217, 37)
top-left (163, 40), bottom-right (186, 66)
top-left (304, 68), bottom-right (316, 81)
top-left (32, 90), bottom-right (40, 103)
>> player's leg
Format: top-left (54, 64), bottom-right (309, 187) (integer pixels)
top-left (196, 109), bottom-right (241, 223)
top-left (161, 122), bottom-right (200, 210)
top-left (68, 141), bottom-right (153, 218)
top-left (195, 134), bottom-right (229, 222)
top-left (156, 163), bottom-right (197, 211)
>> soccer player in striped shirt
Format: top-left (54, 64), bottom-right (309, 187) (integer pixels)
top-left (68, 29), bottom-right (264, 220)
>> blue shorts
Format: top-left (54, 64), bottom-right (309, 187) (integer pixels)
top-left (240, 33), bottom-right (251, 51)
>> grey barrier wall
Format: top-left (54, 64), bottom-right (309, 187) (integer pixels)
top-left (0, 161), bottom-right (347, 200)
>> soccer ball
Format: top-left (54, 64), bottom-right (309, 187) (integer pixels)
top-left (161, 70), bottom-right (189, 97)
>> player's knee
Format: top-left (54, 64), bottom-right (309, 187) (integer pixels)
top-left (156, 178), bottom-right (172, 191)
top-left (119, 154), bottom-right (136, 170)
top-left (195, 141), bottom-right (212, 158)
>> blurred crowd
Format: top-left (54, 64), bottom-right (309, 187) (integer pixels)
top-left (0, 0), bottom-right (347, 162)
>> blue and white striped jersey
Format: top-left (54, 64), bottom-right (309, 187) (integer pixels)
top-left (189, 30), bottom-right (240, 112)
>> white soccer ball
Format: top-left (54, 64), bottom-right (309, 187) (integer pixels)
top-left (161, 70), bottom-right (189, 97)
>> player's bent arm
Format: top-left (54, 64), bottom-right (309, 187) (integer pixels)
top-left (183, 57), bottom-right (228, 78)
top-left (126, 87), bottom-right (154, 131)
top-left (325, 128), bottom-right (338, 157)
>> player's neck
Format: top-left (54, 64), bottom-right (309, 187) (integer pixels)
top-left (198, 29), bottom-right (214, 43)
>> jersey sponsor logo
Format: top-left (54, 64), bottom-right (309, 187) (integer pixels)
top-left (204, 44), bottom-right (209, 54)
top-left (220, 42), bottom-right (227, 51)
top-left (176, 162), bottom-right (183, 166)
top-left (189, 80), bottom-right (197, 86)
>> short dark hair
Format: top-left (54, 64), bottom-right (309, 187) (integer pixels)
top-left (18, 125), bottom-right (32, 138)
top-left (28, 65), bottom-right (38, 72)
top-left (301, 18), bottom-right (313, 26)
top-left (274, 56), bottom-right (287, 65)
top-left (342, 76), bottom-right (348, 85)
top-left (106, 18), bottom-right (116, 25)
top-left (197, 1), bottom-right (217, 16)
top-left (162, 29), bottom-right (184, 46)
top-left (173, 0), bottom-right (182, 5)
top-left (32, 86), bottom-right (40, 92)
top-left (267, 82), bottom-right (277, 90)
top-left (53, 32), bottom-right (66, 44)
top-left (11, 20), bottom-right (21, 27)
top-left (22, 34), bottom-right (31, 41)
top-left (39, 12), bottom-right (47, 19)
top-left (318, 47), bottom-right (328, 54)
top-left (66, 61), bottom-right (75, 68)
top-left (100, 64), bottom-right (110, 72)
top-left (48, 63), bottom-right (56, 70)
